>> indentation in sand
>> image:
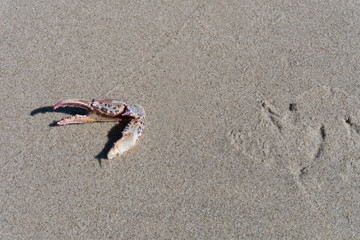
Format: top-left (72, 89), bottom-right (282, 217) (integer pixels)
top-left (229, 86), bottom-right (360, 188)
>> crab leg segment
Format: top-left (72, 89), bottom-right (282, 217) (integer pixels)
top-left (108, 117), bottom-right (145, 159)
top-left (91, 99), bottom-right (127, 117)
top-left (108, 105), bottom-right (146, 159)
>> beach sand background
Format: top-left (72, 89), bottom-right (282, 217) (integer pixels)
top-left (1, 1), bottom-right (360, 238)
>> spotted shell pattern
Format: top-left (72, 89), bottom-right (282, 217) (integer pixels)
top-left (127, 105), bottom-right (146, 118)
top-left (92, 99), bottom-right (126, 116)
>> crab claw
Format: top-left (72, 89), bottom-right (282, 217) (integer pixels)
top-left (53, 98), bottom-right (127, 125)
top-left (53, 99), bottom-right (99, 125)
top-left (53, 98), bottom-right (146, 159)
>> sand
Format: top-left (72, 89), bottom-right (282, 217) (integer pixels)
top-left (1, 1), bottom-right (360, 238)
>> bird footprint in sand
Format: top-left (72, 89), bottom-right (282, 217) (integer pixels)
top-left (229, 86), bottom-right (360, 187)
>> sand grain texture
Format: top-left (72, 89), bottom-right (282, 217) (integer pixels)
top-left (1, 1), bottom-right (360, 238)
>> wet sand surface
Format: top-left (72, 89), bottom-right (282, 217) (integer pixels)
top-left (1, 1), bottom-right (360, 238)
